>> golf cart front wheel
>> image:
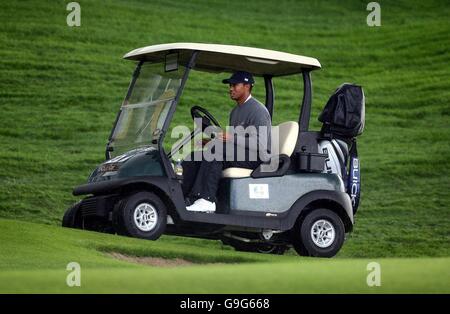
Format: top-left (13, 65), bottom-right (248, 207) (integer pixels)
top-left (292, 208), bottom-right (345, 258)
top-left (62, 200), bottom-right (114, 233)
top-left (113, 191), bottom-right (167, 240)
top-left (62, 201), bottom-right (83, 229)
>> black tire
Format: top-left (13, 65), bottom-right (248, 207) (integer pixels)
top-left (82, 217), bottom-right (115, 234)
top-left (113, 191), bottom-right (167, 240)
top-left (255, 244), bottom-right (288, 255)
top-left (62, 202), bottom-right (83, 229)
top-left (292, 208), bottom-right (345, 258)
top-left (62, 201), bottom-right (114, 233)
top-left (222, 239), bottom-right (288, 255)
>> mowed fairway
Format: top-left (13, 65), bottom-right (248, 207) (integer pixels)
top-left (0, 219), bottom-right (448, 293)
top-left (0, 0), bottom-right (449, 293)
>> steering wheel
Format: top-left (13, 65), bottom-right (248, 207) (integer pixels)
top-left (190, 106), bottom-right (222, 133)
top-left (168, 106), bottom-right (222, 159)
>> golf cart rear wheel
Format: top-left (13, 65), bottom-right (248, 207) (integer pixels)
top-left (292, 208), bottom-right (345, 258)
top-left (113, 191), bottom-right (167, 240)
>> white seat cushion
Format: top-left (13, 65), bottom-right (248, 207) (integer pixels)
top-left (222, 167), bottom-right (253, 178)
top-left (275, 121), bottom-right (299, 156)
top-left (221, 121), bottom-right (299, 178)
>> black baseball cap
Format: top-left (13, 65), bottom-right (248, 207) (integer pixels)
top-left (222, 71), bottom-right (255, 85)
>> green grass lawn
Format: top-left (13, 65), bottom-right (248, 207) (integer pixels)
top-left (1, 218), bottom-right (448, 293)
top-left (0, 0), bottom-right (449, 293)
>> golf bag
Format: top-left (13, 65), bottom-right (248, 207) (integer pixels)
top-left (318, 83), bottom-right (365, 214)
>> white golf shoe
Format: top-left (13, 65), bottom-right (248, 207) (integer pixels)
top-left (186, 198), bottom-right (216, 213)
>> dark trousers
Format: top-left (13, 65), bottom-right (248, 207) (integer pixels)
top-left (181, 143), bottom-right (261, 203)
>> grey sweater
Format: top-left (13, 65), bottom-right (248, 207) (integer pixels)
top-left (229, 97), bottom-right (272, 162)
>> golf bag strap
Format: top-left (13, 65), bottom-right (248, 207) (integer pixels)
top-left (347, 139), bottom-right (361, 213)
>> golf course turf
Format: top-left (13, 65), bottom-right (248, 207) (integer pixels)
top-left (0, 0), bottom-right (448, 293)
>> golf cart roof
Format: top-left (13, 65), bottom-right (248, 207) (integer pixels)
top-left (123, 43), bottom-right (321, 76)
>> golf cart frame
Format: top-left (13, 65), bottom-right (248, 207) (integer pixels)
top-left (64, 43), bottom-right (355, 257)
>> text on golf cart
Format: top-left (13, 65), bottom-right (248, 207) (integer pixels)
top-left (350, 158), bottom-right (359, 207)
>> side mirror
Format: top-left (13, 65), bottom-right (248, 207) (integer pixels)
top-left (165, 53), bottom-right (178, 72)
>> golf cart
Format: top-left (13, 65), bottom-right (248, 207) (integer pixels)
top-left (63, 43), bottom-right (364, 257)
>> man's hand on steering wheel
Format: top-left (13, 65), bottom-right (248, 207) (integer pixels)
top-left (190, 105), bottom-right (222, 136)
top-left (217, 132), bottom-right (231, 142)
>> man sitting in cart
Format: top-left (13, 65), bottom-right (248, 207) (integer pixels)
top-left (182, 71), bottom-right (272, 212)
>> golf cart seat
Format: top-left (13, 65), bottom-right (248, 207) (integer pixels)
top-left (222, 121), bottom-right (299, 178)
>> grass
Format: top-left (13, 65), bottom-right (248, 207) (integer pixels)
top-left (0, 0), bottom-right (449, 293)
top-left (0, 218), bottom-right (448, 293)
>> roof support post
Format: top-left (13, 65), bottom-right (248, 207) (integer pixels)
top-left (159, 50), bottom-right (199, 178)
top-left (299, 70), bottom-right (312, 132)
top-left (264, 75), bottom-right (274, 120)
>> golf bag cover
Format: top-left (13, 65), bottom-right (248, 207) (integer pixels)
top-left (318, 83), bottom-right (364, 214)
top-left (319, 83), bottom-right (365, 139)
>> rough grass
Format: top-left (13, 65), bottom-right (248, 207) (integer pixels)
top-left (0, 0), bottom-right (449, 261)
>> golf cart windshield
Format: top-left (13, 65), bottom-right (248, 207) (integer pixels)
top-left (109, 62), bottom-right (185, 157)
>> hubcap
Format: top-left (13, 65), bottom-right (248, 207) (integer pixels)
top-left (133, 203), bottom-right (158, 232)
top-left (310, 219), bottom-right (335, 248)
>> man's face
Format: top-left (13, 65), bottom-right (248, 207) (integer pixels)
top-left (228, 83), bottom-right (249, 101)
